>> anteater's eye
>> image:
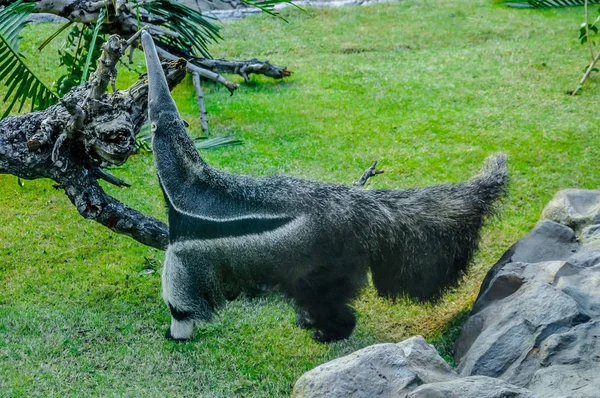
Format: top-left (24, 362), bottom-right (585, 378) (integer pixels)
top-left (151, 122), bottom-right (157, 132)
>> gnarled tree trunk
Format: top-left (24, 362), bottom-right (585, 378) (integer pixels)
top-left (0, 34), bottom-right (187, 250)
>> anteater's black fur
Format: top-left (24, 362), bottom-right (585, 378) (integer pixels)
top-left (141, 32), bottom-right (509, 343)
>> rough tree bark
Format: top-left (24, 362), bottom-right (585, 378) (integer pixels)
top-left (0, 33), bottom-right (187, 250)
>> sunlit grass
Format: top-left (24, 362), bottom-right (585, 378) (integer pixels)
top-left (2, 0), bottom-right (600, 395)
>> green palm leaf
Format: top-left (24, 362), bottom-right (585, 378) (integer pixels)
top-left (141, 0), bottom-right (296, 59)
top-left (80, 7), bottom-right (107, 83)
top-left (506, 0), bottom-right (600, 7)
top-left (0, 0), bottom-right (59, 118)
top-left (194, 135), bottom-right (243, 150)
top-left (142, 0), bottom-right (222, 59)
top-left (137, 122), bottom-right (242, 151)
top-left (0, 0), bottom-right (33, 49)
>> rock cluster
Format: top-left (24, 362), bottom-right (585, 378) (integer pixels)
top-left (292, 189), bottom-right (600, 398)
top-left (292, 336), bottom-right (536, 398)
top-left (292, 336), bottom-right (456, 398)
top-left (455, 189), bottom-right (600, 398)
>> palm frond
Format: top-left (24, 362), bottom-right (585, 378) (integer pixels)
top-left (142, 0), bottom-right (222, 58)
top-left (80, 7), bottom-right (107, 83)
top-left (137, 123), bottom-right (242, 151)
top-left (0, 0), bottom-right (59, 118)
top-left (506, 0), bottom-right (600, 7)
top-left (0, 0), bottom-right (35, 48)
top-left (194, 135), bottom-right (243, 150)
top-left (37, 21), bottom-right (74, 51)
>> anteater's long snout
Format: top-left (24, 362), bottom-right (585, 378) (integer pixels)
top-left (141, 31), bottom-right (179, 120)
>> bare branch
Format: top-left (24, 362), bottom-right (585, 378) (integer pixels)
top-left (123, 26), bottom-right (149, 53)
top-left (192, 72), bottom-right (209, 135)
top-left (89, 35), bottom-right (123, 102)
top-left (93, 167), bottom-right (131, 188)
top-left (156, 47), bottom-right (240, 94)
top-left (193, 58), bottom-right (292, 82)
top-left (571, 49), bottom-right (600, 96)
top-left (354, 161), bottom-right (384, 187)
top-left (60, 165), bottom-right (167, 250)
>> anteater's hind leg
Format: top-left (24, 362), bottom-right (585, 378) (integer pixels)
top-left (295, 309), bottom-right (315, 330)
top-left (310, 302), bottom-right (356, 343)
top-left (293, 274), bottom-right (358, 343)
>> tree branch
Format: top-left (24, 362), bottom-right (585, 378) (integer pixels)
top-left (192, 72), bottom-right (209, 135)
top-left (353, 161), bottom-right (384, 187)
top-left (155, 46), bottom-right (240, 94)
top-left (60, 165), bottom-right (168, 249)
top-left (571, 49), bottom-right (600, 96)
top-left (192, 57), bottom-right (292, 83)
top-left (0, 34), bottom-right (186, 250)
top-left (93, 166), bottom-right (131, 187)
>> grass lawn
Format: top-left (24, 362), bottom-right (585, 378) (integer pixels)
top-left (2, 0), bottom-right (600, 395)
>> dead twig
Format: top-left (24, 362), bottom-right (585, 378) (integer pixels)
top-left (354, 161), bottom-right (384, 187)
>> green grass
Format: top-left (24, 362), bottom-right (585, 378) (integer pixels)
top-left (2, 0), bottom-right (600, 395)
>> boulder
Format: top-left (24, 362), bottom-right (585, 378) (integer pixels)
top-left (456, 280), bottom-right (583, 378)
top-left (291, 336), bottom-right (457, 398)
top-left (524, 321), bottom-right (600, 398)
top-left (541, 189), bottom-right (600, 234)
top-left (475, 220), bottom-right (579, 301)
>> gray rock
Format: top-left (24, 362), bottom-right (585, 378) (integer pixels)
top-left (471, 260), bottom-right (567, 315)
top-left (456, 270), bottom-right (600, 397)
top-left (27, 13), bottom-right (68, 23)
top-left (541, 189), bottom-right (600, 234)
top-left (455, 190), bottom-right (600, 397)
top-left (475, 220), bottom-right (579, 301)
top-left (291, 336), bottom-right (457, 398)
top-left (405, 376), bottom-right (539, 398)
top-left (579, 225), bottom-right (600, 250)
top-left (180, 0), bottom-right (250, 12)
top-left (554, 261), bottom-right (600, 318)
top-left (512, 321), bottom-right (600, 398)
top-left (197, 0), bottom-right (399, 20)
top-left (566, 248), bottom-right (600, 267)
top-left (456, 282), bottom-right (582, 377)
top-left (396, 335), bottom-right (457, 385)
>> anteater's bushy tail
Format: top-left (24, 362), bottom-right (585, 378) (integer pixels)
top-left (370, 154), bottom-right (509, 301)
top-left (467, 154), bottom-right (509, 212)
